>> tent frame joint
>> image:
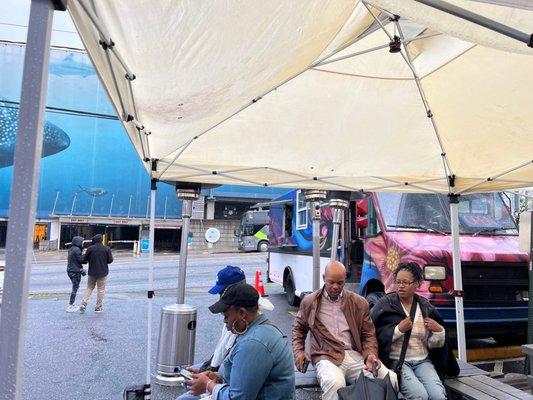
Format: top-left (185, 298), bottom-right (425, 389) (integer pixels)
top-left (448, 174), bottom-right (456, 188)
top-left (448, 193), bottom-right (460, 204)
top-left (452, 289), bottom-right (465, 297)
top-left (389, 35), bottom-right (402, 53)
top-left (98, 39), bottom-right (115, 50)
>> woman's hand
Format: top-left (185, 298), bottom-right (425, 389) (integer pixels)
top-left (206, 371), bottom-right (223, 384)
top-left (187, 373), bottom-right (210, 396)
top-left (397, 317), bottom-right (413, 333)
top-left (185, 366), bottom-right (200, 374)
top-left (424, 318), bottom-right (443, 333)
top-left (364, 353), bottom-right (382, 371)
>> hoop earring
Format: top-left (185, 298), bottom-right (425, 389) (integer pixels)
top-left (232, 319), bottom-right (248, 335)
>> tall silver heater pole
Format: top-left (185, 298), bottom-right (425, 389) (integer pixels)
top-left (304, 190), bottom-right (327, 290)
top-left (0, 1), bottom-right (60, 398)
top-left (329, 195), bottom-right (350, 262)
top-left (449, 193), bottom-right (467, 361)
top-left (177, 187), bottom-right (199, 304)
top-left (154, 184), bottom-right (199, 387)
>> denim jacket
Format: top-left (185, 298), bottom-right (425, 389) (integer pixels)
top-left (212, 313), bottom-right (295, 400)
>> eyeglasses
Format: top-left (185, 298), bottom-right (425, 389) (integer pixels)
top-left (395, 280), bottom-right (415, 287)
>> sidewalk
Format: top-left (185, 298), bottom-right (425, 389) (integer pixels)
top-left (0, 246), bottom-right (248, 263)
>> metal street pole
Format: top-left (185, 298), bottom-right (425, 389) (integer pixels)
top-left (0, 1), bottom-right (60, 398)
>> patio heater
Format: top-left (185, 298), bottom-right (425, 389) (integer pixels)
top-left (304, 189), bottom-right (327, 290)
top-left (154, 183), bottom-right (199, 386)
top-left (329, 191), bottom-right (351, 262)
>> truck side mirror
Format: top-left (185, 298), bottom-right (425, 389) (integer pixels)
top-left (356, 217), bottom-right (368, 229)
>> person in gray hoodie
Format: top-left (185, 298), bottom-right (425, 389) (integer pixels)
top-left (66, 236), bottom-right (86, 312)
top-left (80, 234), bottom-right (113, 313)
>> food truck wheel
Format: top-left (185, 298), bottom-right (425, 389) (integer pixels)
top-left (284, 272), bottom-right (300, 307)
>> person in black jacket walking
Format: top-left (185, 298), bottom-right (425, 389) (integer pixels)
top-left (66, 236), bottom-right (86, 313)
top-left (80, 234), bottom-right (113, 313)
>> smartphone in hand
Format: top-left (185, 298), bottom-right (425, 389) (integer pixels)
top-left (180, 369), bottom-right (194, 380)
top-left (302, 359), bottom-right (310, 373)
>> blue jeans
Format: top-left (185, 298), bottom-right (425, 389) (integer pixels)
top-left (395, 358), bottom-right (446, 400)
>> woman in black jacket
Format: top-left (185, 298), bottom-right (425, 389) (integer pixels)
top-left (370, 263), bottom-right (459, 400)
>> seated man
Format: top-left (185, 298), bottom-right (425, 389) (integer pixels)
top-left (292, 261), bottom-right (396, 400)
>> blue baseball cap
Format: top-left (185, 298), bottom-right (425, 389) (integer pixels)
top-left (208, 265), bottom-right (246, 295)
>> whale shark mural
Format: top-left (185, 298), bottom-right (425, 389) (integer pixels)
top-left (0, 99), bottom-right (71, 168)
top-left (49, 53), bottom-right (96, 78)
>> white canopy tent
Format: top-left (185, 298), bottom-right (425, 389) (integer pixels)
top-left (1, 1), bottom-right (533, 398)
top-left (66, 0), bottom-right (533, 193)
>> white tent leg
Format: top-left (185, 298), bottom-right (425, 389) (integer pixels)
top-left (146, 181), bottom-right (156, 385)
top-left (449, 194), bottom-right (467, 361)
top-left (0, 1), bottom-right (55, 398)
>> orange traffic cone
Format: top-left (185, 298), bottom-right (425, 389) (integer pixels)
top-left (254, 270), bottom-right (267, 297)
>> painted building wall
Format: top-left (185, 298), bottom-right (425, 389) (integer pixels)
top-left (0, 43), bottom-right (285, 220)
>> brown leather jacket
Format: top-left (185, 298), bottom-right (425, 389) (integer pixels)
top-left (292, 287), bottom-right (378, 366)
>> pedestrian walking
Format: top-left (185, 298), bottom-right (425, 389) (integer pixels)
top-left (80, 234), bottom-right (113, 313)
top-left (66, 236), bottom-right (86, 313)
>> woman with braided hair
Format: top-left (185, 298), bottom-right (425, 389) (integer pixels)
top-left (370, 262), bottom-right (458, 400)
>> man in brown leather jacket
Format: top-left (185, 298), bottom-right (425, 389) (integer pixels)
top-left (292, 261), bottom-right (397, 400)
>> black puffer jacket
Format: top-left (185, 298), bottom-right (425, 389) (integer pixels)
top-left (67, 236), bottom-right (85, 273)
top-left (83, 234), bottom-right (113, 277)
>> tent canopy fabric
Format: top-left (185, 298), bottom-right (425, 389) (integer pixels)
top-left (66, 0), bottom-right (533, 194)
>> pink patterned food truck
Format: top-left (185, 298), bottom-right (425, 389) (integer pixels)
top-left (268, 190), bottom-right (529, 343)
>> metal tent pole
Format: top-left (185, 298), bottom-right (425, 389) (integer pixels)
top-left (449, 193), bottom-right (467, 361)
top-left (146, 179), bottom-right (157, 387)
top-left (0, 1), bottom-right (60, 398)
top-left (304, 190), bottom-right (327, 290)
top-left (413, 0), bottom-right (533, 47)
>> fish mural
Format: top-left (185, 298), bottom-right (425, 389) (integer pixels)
top-left (77, 186), bottom-right (107, 197)
top-left (49, 53), bottom-right (96, 78)
top-left (0, 99), bottom-right (71, 168)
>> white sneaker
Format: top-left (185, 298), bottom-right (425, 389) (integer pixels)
top-left (66, 305), bottom-right (79, 313)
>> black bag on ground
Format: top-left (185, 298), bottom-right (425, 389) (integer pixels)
top-left (123, 384), bottom-right (150, 400)
top-left (337, 371), bottom-right (398, 400)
